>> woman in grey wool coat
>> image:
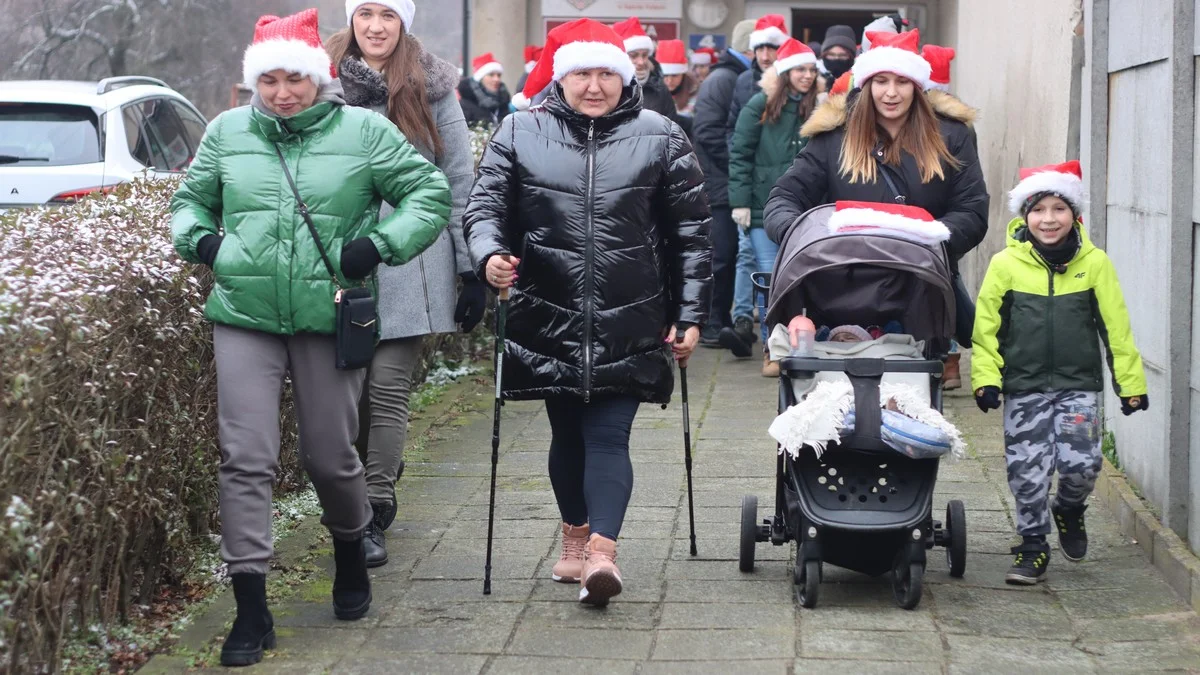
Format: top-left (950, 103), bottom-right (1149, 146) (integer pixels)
top-left (327, 1), bottom-right (485, 567)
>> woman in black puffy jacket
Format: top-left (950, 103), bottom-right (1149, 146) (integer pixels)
top-left (464, 18), bottom-right (712, 608)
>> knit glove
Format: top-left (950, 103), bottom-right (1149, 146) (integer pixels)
top-left (196, 234), bottom-right (223, 268)
top-left (1120, 394), bottom-right (1148, 416)
top-left (732, 207), bottom-right (752, 231)
top-left (454, 272), bottom-right (487, 332)
top-left (974, 386), bottom-right (1001, 413)
top-left (340, 237), bottom-right (382, 280)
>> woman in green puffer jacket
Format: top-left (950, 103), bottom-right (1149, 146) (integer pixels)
top-left (727, 38), bottom-right (819, 375)
top-left (169, 9), bottom-right (449, 667)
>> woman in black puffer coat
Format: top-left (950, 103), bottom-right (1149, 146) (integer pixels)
top-left (464, 18), bottom-right (711, 608)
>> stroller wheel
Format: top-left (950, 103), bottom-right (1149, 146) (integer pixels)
top-left (946, 500), bottom-right (967, 578)
top-left (739, 495), bottom-right (758, 572)
top-left (892, 557), bottom-right (924, 610)
top-left (794, 558), bottom-right (820, 608)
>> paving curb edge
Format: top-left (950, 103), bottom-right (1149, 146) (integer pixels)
top-left (1095, 457), bottom-right (1200, 613)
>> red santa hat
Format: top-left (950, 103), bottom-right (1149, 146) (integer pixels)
top-left (749, 14), bottom-right (788, 51)
top-left (242, 9), bottom-right (336, 89)
top-left (345, 1), bottom-right (415, 30)
top-left (921, 44), bottom-right (955, 92)
top-left (472, 52), bottom-right (503, 81)
top-left (851, 28), bottom-right (930, 88)
top-left (512, 18), bottom-right (635, 110)
top-left (1008, 160), bottom-right (1086, 215)
top-left (612, 17), bottom-right (654, 55)
top-left (773, 39), bottom-right (817, 75)
top-left (656, 39), bottom-right (688, 76)
top-left (690, 46), bottom-right (716, 66)
top-left (828, 201), bottom-right (950, 245)
top-left (524, 45), bottom-right (543, 74)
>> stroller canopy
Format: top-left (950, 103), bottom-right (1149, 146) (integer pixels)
top-left (766, 204), bottom-right (955, 345)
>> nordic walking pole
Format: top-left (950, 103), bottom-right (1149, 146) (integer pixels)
top-left (484, 254), bottom-right (512, 595)
top-left (676, 329), bottom-right (698, 556)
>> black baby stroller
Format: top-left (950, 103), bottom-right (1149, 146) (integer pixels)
top-left (739, 203), bottom-right (967, 610)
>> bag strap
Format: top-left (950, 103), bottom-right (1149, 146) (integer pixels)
top-left (874, 153), bottom-right (906, 205)
top-left (273, 143), bottom-right (342, 290)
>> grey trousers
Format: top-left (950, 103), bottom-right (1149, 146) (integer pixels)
top-left (360, 336), bottom-right (424, 502)
top-left (214, 324), bottom-right (371, 574)
top-left (1003, 390), bottom-right (1103, 536)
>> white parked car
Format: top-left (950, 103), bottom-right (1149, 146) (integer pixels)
top-left (0, 77), bottom-right (209, 209)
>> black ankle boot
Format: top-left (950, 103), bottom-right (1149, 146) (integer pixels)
top-left (220, 573), bottom-right (275, 667)
top-left (364, 499), bottom-right (397, 569)
top-left (332, 537), bottom-right (372, 620)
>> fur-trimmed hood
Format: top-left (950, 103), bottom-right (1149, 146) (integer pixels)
top-left (799, 89), bottom-right (978, 138)
top-left (759, 67), bottom-right (780, 98)
top-left (338, 37), bottom-right (459, 109)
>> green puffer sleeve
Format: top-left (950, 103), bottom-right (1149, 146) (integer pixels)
top-left (727, 92), bottom-right (766, 209)
top-left (1091, 252), bottom-right (1148, 396)
top-left (170, 115), bottom-right (224, 263)
top-left (361, 116), bottom-right (451, 266)
top-left (970, 252), bottom-right (1009, 392)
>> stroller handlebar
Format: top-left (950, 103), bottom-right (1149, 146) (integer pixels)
top-left (780, 356), bottom-right (944, 378)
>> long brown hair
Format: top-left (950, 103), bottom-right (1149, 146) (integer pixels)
top-left (838, 76), bottom-right (957, 184)
top-left (326, 27), bottom-right (443, 157)
top-left (761, 69), bottom-right (818, 125)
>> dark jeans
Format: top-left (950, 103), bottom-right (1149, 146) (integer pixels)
top-left (708, 206), bottom-right (737, 330)
top-left (546, 395), bottom-right (641, 540)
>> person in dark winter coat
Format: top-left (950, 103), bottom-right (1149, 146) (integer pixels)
top-left (817, 24), bottom-right (857, 93)
top-left (458, 52), bottom-right (511, 127)
top-left (464, 18), bottom-right (711, 608)
top-left (764, 29), bottom-right (988, 264)
top-left (692, 18), bottom-right (755, 345)
top-left (728, 39), bottom-right (819, 376)
top-left (613, 17), bottom-right (688, 133)
top-left (330, 1), bottom-right (483, 570)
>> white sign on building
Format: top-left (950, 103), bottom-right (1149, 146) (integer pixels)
top-left (541, 0), bottom-right (683, 19)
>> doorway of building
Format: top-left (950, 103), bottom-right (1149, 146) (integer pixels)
top-left (791, 8), bottom-right (901, 48)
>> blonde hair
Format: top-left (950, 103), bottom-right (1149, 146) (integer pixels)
top-left (838, 77), bottom-right (958, 184)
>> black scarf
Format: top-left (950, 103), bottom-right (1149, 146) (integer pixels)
top-left (466, 78), bottom-right (502, 113)
top-left (1030, 227), bottom-right (1081, 273)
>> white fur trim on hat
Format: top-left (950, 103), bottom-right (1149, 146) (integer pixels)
top-left (511, 92), bottom-right (530, 110)
top-left (660, 62), bottom-right (688, 76)
top-left (775, 52), bottom-right (817, 75)
top-left (828, 207), bottom-right (950, 244)
top-left (525, 60), bottom-right (537, 74)
top-left (346, 0), bottom-right (415, 30)
top-left (623, 35), bottom-right (654, 55)
top-left (553, 40), bottom-right (636, 84)
top-left (925, 81), bottom-right (951, 92)
top-left (473, 61), bottom-right (503, 81)
top-left (1007, 172), bottom-right (1087, 215)
top-left (749, 26), bottom-right (788, 50)
top-left (243, 39), bottom-right (334, 89)
top-left (852, 46), bottom-right (932, 88)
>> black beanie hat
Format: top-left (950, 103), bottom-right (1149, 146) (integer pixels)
top-left (821, 25), bottom-right (857, 55)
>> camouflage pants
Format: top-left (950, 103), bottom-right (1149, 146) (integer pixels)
top-left (1004, 390), bottom-right (1102, 536)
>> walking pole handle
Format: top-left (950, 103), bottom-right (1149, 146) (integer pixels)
top-left (498, 253), bottom-right (512, 302)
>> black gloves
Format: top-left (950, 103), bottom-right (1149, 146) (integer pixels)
top-left (455, 272), bottom-right (487, 332)
top-left (975, 386), bottom-right (1001, 413)
top-left (1120, 394), bottom-right (1148, 416)
top-left (196, 234), bottom-right (223, 268)
top-left (340, 237), bottom-right (382, 280)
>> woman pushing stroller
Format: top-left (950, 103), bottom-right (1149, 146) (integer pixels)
top-left (464, 18), bottom-right (712, 607)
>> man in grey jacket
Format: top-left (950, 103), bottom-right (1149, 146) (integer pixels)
top-left (691, 19), bottom-right (755, 348)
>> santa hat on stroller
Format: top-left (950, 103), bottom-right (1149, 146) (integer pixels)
top-left (827, 201), bottom-right (950, 246)
top-left (242, 9), bottom-right (336, 89)
top-left (512, 18), bottom-right (635, 110)
top-left (1008, 160), bottom-right (1087, 216)
top-left (852, 29), bottom-right (930, 88)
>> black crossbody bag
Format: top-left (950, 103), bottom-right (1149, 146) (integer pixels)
top-left (273, 144), bottom-right (376, 370)
top-left (874, 155), bottom-right (975, 347)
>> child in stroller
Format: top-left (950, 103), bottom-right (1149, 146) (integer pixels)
top-left (739, 201), bottom-right (968, 610)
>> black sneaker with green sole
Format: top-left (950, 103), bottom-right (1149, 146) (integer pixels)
top-left (1052, 502), bottom-right (1088, 562)
top-left (1005, 539), bottom-right (1050, 585)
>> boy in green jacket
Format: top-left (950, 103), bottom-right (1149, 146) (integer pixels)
top-left (972, 160), bottom-right (1147, 585)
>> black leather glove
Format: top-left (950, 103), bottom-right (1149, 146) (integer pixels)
top-left (340, 237), bottom-right (382, 280)
top-left (1120, 394), bottom-right (1148, 416)
top-left (454, 272), bottom-right (487, 332)
top-left (974, 386), bottom-right (1001, 413)
top-left (196, 234), bottom-right (223, 268)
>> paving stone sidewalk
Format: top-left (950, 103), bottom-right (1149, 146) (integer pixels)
top-left (151, 349), bottom-right (1200, 673)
